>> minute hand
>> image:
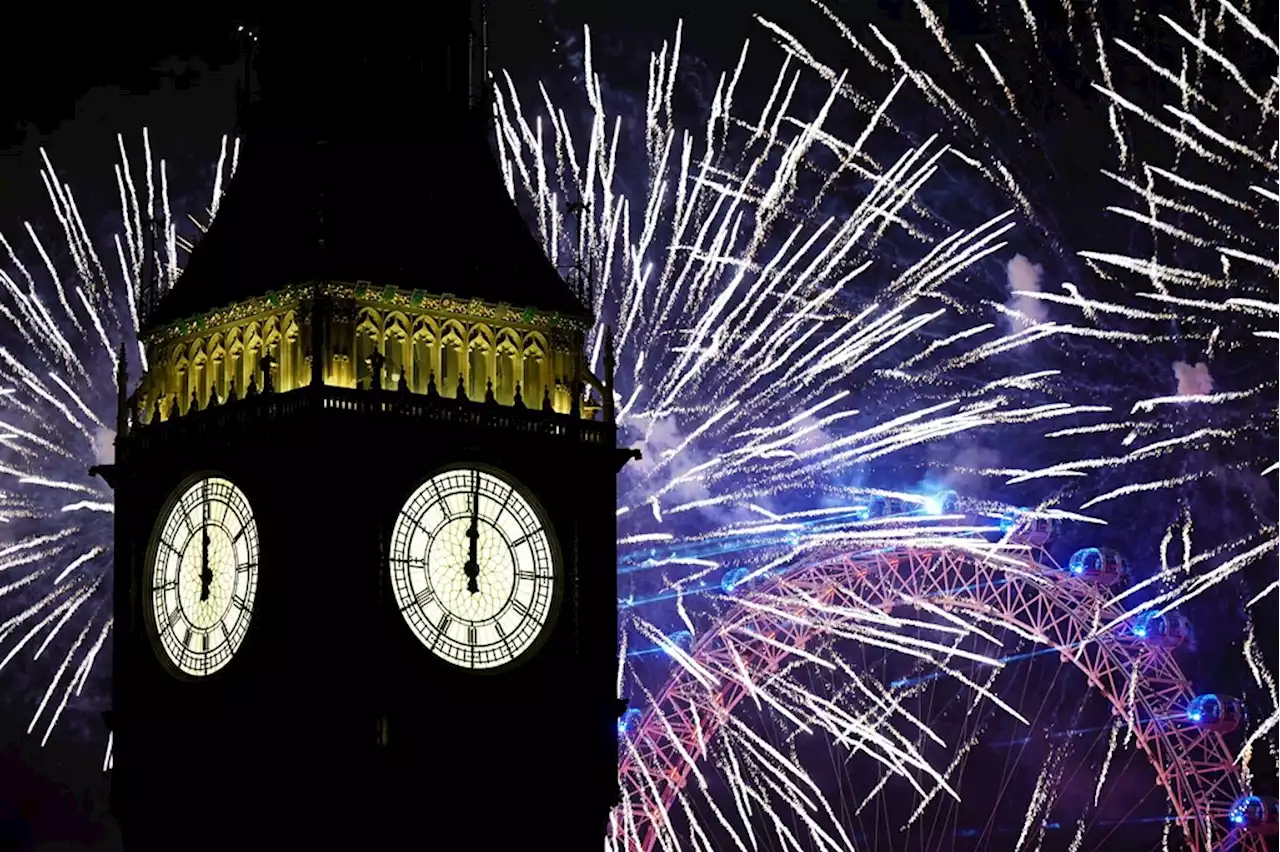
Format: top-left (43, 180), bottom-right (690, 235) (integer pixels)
top-left (464, 476), bottom-right (481, 594)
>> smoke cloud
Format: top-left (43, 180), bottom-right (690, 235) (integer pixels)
top-left (1172, 361), bottom-right (1214, 396)
top-left (91, 428), bottom-right (115, 466)
top-left (1003, 254), bottom-right (1048, 325)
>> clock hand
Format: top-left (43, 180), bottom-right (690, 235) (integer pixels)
top-left (199, 524), bottom-right (212, 602)
top-left (463, 472), bottom-right (481, 595)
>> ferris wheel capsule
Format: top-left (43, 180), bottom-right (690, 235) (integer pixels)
top-left (666, 630), bottom-right (693, 653)
top-left (1130, 611), bottom-right (1189, 648)
top-left (1066, 547), bottom-right (1127, 585)
top-left (721, 566), bottom-right (751, 594)
top-left (618, 707), bottom-right (644, 737)
top-left (1185, 693), bottom-right (1243, 734)
top-left (1020, 516), bottom-right (1057, 546)
top-left (1229, 795), bottom-right (1280, 835)
top-left (921, 490), bottom-right (959, 515)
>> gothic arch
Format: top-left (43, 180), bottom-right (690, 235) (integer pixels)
top-left (467, 325), bottom-right (494, 400)
top-left (412, 316), bottom-right (439, 392)
top-left (439, 320), bottom-right (466, 398)
top-left (494, 329), bottom-right (521, 404)
top-left (384, 312), bottom-right (411, 387)
top-left (355, 308), bottom-right (382, 389)
top-left (281, 311), bottom-right (301, 390)
top-left (263, 316), bottom-right (282, 352)
top-left (244, 322), bottom-right (264, 391)
top-left (227, 334), bottom-right (245, 400)
top-left (522, 332), bottom-right (548, 408)
top-left (208, 340), bottom-right (228, 403)
top-left (190, 348), bottom-right (209, 411)
top-left (167, 344), bottom-right (188, 418)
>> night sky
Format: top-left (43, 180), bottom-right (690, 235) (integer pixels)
top-left (1, 2), bottom-right (1275, 849)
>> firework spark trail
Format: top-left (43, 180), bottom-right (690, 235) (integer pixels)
top-left (0, 133), bottom-right (235, 762)
top-left (492, 21), bottom-right (1220, 847)
top-left (789, 0), bottom-right (1278, 797)
top-left (1020, 6), bottom-right (1278, 788)
top-left (495, 27), bottom-right (1092, 540)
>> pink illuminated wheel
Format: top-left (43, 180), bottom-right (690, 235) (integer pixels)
top-left (611, 538), bottom-right (1265, 852)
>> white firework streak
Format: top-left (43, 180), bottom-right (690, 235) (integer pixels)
top-left (494, 26), bottom-right (1092, 536)
top-left (777, 0), bottom-right (1276, 807)
top-left (493, 21), bottom-right (1205, 852)
top-left (1044, 1), bottom-right (1277, 785)
top-left (0, 132), bottom-right (236, 764)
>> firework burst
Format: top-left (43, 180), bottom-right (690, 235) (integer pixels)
top-left (491, 20), bottom-right (1229, 850)
top-left (753, 0), bottom-right (1277, 816)
top-left (0, 132), bottom-right (236, 765)
top-left (1066, 0), bottom-right (1279, 794)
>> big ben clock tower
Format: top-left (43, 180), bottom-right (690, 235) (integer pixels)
top-left (97, 8), bottom-right (631, 850)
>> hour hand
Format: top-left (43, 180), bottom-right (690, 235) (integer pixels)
top-left (199, 528), bottom-right (213, 601)
top-left (464, 477), bottom-right (481, 594)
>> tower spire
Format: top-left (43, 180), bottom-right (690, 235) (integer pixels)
top-left (602, 326), bottom-right (615, 424)
top-left (115, 344), bottom-right (129, 440)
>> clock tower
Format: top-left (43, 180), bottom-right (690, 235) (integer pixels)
top-left (98, 8), bottom-right (632, 850)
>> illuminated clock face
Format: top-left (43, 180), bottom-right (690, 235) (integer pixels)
top-left (148, 477), bottom-right (259, 678)
top-left (389, 467), bottom-right (557, 670)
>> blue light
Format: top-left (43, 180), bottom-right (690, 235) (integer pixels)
top-left (1133, 626), bottom-right (1147, 638)
top-left (921, 496), bottom-right (943, 515)
top-left (1189, 711), bottom-right (1202, 722)
top-left (665, 630), bottom-right (693, 655)
top-left (721, 566), bottom-right (750, 594)
top-left (618, 707), bottom-right (643, 736)
top-left (1228, 795), bottom-right (1265, 828)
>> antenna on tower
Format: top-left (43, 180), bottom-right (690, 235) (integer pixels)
top-left (233, 21), bottom-right (261, 131)
top-left (470, 0), bottom-right (492, 117)
top-left (563, 198), bottom-right (595, 306)
top-left (140, 216), bottom-right (160, 326)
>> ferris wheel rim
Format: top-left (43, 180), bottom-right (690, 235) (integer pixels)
top-left (614, 539), bottom-right (1261, 852)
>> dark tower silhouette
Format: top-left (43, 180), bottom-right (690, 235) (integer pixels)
top-left (98, 8), bottom-right (633, 849)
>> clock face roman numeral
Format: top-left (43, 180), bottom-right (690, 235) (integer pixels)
top-left (429, 482), bottom-right (449, 517)
top-left (151, 477), bottom-right (259, 679)
top-left (389, 468), bottom-right (555, 671)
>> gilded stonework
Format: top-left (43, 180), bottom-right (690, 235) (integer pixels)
top-left (137, 281), bottom-right (601, 427)
top-left (144, 281), bottom-right (589, 349)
